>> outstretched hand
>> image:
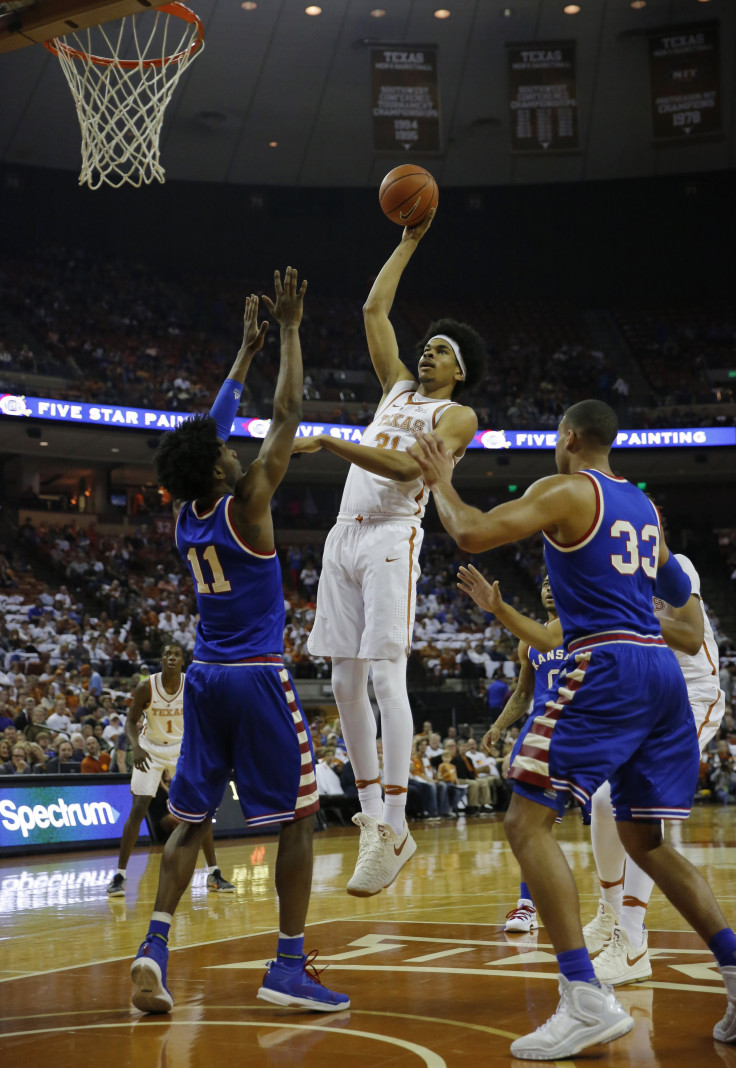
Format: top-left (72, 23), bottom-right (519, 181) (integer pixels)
top-left (238, 293), bottom-right (269, 359)
top-left (402, 206), bottom-right (436, 244)
top-left (457, 564), bottom-right (504, 614)
top-left (262, 266), bottom-right (307, 328)
top-left (408, 430), bottom-right (454, 489)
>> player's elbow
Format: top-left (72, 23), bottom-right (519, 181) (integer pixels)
top-left (454, 527), bottom-right (488, 554)
top-left (272, 398), bottom-right (302, 424)
top-left (362, 299), bottom-right (386, 322)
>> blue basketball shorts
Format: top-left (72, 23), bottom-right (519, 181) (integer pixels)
top-left (167, 657), bottom-right (319, 829)
top-left (544, 638), bottom-right (699, 822)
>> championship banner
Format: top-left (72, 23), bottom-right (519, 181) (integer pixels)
top-left (507, 40), bottom-right (579, 153)
top-left (2, 394), bottom-right (735, 450)
top-left (648, 22), bottom-right (721, 142)
top-left (371, 47), bottom-right (441, 152)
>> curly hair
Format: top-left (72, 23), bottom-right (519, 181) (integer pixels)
top-left (153, 415), bottom-right (222, 502)
top-left (415, 318), bottom-right (488, 397)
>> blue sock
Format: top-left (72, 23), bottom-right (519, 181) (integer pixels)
top-left (557, 946), bottom-right (598, 985)
top-left (277, 933), bottom-right (305, 968)
top-left (520, 881), bottom-right (533, 904)
top-left (147, 919), bottom-right (170, 943)
top-left (708, 928), bottom-right (736, 969)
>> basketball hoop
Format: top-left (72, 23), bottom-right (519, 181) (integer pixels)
top-left (44, 2), bottom-right (204, 189)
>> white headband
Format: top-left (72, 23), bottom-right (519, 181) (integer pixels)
top-left (430, 334), bottom-right (466, 381)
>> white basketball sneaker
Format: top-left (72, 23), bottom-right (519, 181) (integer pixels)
top-left (593, 925), bottom-right (651, 986)
top-left (346, 814), bottom-right (416, 897)
top-left (583, 899), bottom-right (619, 954)
top-left (504, 900), bottom-right (538, 934)
top-left (510, 975), bottom-right (633, 1060)
top-left (714, 965), bottom-right (736, 1043)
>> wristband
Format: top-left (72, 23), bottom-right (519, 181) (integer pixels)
top-left (209, 377), bottom-right (242, 442)
top-left (654, 553), bottom-right (691, 608)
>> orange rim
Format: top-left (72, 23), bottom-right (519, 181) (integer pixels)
top-left (43, 2), bottom-right (204, 69)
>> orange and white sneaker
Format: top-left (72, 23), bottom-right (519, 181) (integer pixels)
top-left (583, 899), bottom-right (619, 954)
top-left (346, 816), bottom-right (416, 897)
top-left (504, 900), bottom-right (538, 934)
top-left (593, 925), bottom-right (652, 986)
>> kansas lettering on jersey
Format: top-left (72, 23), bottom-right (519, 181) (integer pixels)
top-left (653, 553), bottom-right (720, 698)
top-left (140, 671), bottom-right (184, 749)
top-left (510, 626), bottom-right (565, 791)
top-left (528, 640), bottom-right (567, 717)
top-left (339, 379), bottom-right (461, 520)
top-left (543, 470), bottom-right (663, 645)
top-left (175, 495), bottom-right (284, 662)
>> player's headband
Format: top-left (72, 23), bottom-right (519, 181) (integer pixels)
top-left (430, 334), bottom-right (466, 381)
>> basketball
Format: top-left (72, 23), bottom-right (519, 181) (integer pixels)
top-left (379, 165), bottom-right (438, 227)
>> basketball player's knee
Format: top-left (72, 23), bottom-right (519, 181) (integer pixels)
top-left (591, 782), bottom-right (615, 822)
top-left (131, 795), bottom-right (153, 819)
top-left (370, 657), bottom-right (407, 705)
top-left (616, 821), bottom-right (663, 864)
top-left (331, 659), bottom-right (364, 706)
top-left (503, 806), bottom-right (525, 850)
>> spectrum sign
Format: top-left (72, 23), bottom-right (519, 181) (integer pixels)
top-left (0, 779), bottom-right (136, 852)
top-left (1, 393), bottom-right (734, 450)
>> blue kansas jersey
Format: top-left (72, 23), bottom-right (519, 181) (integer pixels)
top-left (510, 627), bottom-right (566, 813)
top-left (528, 641), bottom-right (566, 718)
top-left (175, 495), bottom-right (285, 662)
top-left (543, 470), bottom-right (661, 645)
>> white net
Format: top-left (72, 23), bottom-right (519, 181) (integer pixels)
top-left (45, 2), bottom-right (204, 190)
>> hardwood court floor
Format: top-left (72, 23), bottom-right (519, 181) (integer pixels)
top-left (2, 805), bottom-right (736, 1067)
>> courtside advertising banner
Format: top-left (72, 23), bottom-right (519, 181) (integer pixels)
top-left (0, 777), bottom-right (137, 853)
top-left (648, 22), bottom-right (721, 142)
top-left (1, 393), bottom-right (734, 451)
top-left (507, 40), bottom-right (579, 153)
top-left (372, 47), bottom-right (441, 152)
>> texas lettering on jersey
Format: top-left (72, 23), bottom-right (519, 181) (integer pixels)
top-left (374, 412), bottom-right (426, 433)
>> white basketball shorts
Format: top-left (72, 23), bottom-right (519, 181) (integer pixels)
top-left (692, 689), bottom-right (726, 753)
top-left (308, 517), bottom-right (423, 660)
top-left (130, 739), bottom-right (181, 797)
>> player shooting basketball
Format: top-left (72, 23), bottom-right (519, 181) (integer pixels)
top-left (291, 209), bottom-right (487, 897)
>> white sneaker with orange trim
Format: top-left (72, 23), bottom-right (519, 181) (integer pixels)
top-left (346, 816), bottom-right (416, 897)
top-left (583, 899), bottom-right (619, 954)
top-left (593, 925), bottom-right (652, 986)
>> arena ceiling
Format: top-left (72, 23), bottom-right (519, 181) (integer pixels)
top-left (0, 0), bottom-right (733, 188)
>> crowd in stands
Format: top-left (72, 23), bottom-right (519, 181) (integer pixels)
top-left (4, 516), bottom-right (735, 822)
top-left (613, 302), bottom-right (736, 410)
top-left (2, 248), bottom-right (734, 434)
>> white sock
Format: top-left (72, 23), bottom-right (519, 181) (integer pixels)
top-left (371, 656), bottom-right (413, 833)
top-left (590, 781), bottom-right (625, 914)
top-left (620, 824), bottom-right (657, 949)
top-left (207, 864), bottom-right (218, 875)
top-left (331, 658), bottom-right (383, 820)
top-left (117, 868), bottom-right (126, 878)
top-left (152, 910), bottom-right (173, 924)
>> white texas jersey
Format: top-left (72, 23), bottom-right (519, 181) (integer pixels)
top-left (653, 554), bottom-right (720, 700)
top-left (339, 380), bottom-right (462, 521)
top-left (139, 671), bottom-right (184, 750)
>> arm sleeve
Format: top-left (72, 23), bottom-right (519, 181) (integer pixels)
top-left (209, 378), bottom-right (243, 442)
top-left (654, 553), bottom-right (692, 608)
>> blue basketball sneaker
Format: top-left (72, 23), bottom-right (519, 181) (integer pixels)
top-left (257, 950), bottom-right (350, 1011)
top-left (131, 935), bottom-right (174, 1014)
